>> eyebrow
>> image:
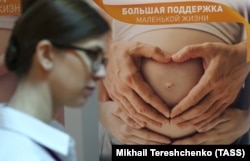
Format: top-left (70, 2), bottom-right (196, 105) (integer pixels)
top-left (66, 45), bottom-right (103, 54)
top-left (51, 42), bottom-right (104, 56)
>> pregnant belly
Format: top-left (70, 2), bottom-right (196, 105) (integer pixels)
top-left (130, 28), bottom-right (226, 139)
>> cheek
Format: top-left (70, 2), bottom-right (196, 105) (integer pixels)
top-left (61, 61), bottom-right (89, 86)
top-left (50, 55), bottom-right (90, 102)
top-left (58, 59), bottom-right (88, 86)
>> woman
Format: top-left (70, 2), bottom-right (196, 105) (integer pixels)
top-left (0, 0), bottom-right (110, 161)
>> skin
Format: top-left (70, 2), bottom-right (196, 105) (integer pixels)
top-left (99, 101), bottom-right (250, 144)
top-left (171, 41), bottom-right (250, 129)
top-left (8, 36), bottom-right (107, 123)
top-left (172, 108), bottom-right (250, 145)
top-left (99, 101), bottom-right (171, 144)
top-left (99, 28), bottom-right (250, 144)
top-left (141, 58), bottom-right (204, 108)
top-left (103, 41), bottom-right (172, 127)
top-left (103, 28), bottom-right (229, 138)
top-left (140, 58), bottom-right (203, 139)
top-left (1, 28), bottom-right (95, 123)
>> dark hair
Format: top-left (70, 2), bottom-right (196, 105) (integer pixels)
top-left (5, 0), bottom-right (110, 77)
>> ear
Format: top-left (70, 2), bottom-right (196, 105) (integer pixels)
top-left (35, 40), bottom-right (54, 71)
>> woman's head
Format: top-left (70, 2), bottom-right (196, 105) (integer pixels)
top-left (5, 0), bottom-right (109, 76)
top-left (4, 0), bottom-right (110, 107)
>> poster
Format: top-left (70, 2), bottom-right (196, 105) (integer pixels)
top-left (95, 0), bottom-right (250, 161)
top-left (0, 0), bottom-right (20, 102)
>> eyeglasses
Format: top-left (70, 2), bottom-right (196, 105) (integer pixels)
top-left (52, 42), bottom-right (107, 74)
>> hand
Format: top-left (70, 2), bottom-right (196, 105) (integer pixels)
top-left (171, 41), bottom-right (250, 128)
top-left (172, 108), bottom-right (250, 145)
top-left (99, 101), bottom-right (171, 145)
top-left (103, 41), bottom-right (171, 127)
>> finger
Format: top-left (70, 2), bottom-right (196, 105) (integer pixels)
top-left (121, 95), bottom-right (167, 128)
top-left (171, 76), bottom-right (211, 118)
top-left (118, 125), bottom-right (169, 145)
top-left (128, 136), bottom-right (167, 145)
top-left (123, 70), bottom-right (170, 121)
top-left (110, 81), bottom-right (137, 116)
top-left (128, 42), bottom-right (172, 63)
top-left (177, 96), bottom-right (224, 127)
top-left (199, 102), bottom-right (228, 128)
top-left (132, 112), bottom-right (164, 128)
top-left (113, 84), bottom-right (166, 128)
top-left (124, 141), bottom-right (136, 145)
top-left (172, 133), bottom-right (206, 145)
top-left (131, 128), bottom-right (171, 144)
top-left (116, 95), bottom-right (136, 116)
top-left (196, 117), bottom-right (228, 132)
top-left (172, 43), bottom-right (210, 62)
top-left (115, 107), bottom-right (143, 129)
top-left (195, 103), bottom-right (229, 131)
top-left (102, 77), bottom-right (118, 101)
top-left (190, 100), bottom-right (225, 126)
top-left (171, 93), bottom-right (216, 124)
top-left (115, 96), bottom-right (145, 127)
top-left (114, 66), bottom-right (169, 125)
top-left (130, 72), bottom-right (170, 118)
top-left (98, 80), bottom-right (110, 102)
top-left (123, 90), bottom-right (167, 127)
top-left (108, 88), bottom-right (145, 127)
top-left (192, 101), bottom-right (222, 125)
top-left (178, 101), bottom-right (223, 129)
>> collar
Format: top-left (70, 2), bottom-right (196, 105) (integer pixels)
top-left (0, 104), bottom-right (71, 157)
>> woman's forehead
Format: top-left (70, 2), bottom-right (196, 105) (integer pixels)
top-left (75, 35), bottom-right (108, 49)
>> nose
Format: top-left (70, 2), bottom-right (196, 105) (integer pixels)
top-left (92, 65), bottom-right (106, 80)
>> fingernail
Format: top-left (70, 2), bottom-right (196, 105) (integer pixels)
top-left (171, 55), bottom-right (177, 60)
top-left (166, 140), bottom-right (171, 144)
top-left (178, 123), bottom-right (187, 128)
top-left (198, 127), bottom-right (207, 132)
top-left (139, 122), bottom-right (146, 127)
top-left (195, 124), bottom-right (205, 132)
top-left (172, 55), bottom-right (179, 59)
top-left (197, 128), bottom-right (204, 132)
top-left (157, 122), bottom-right (163, 128)
top-left (160, 140), bottom-right (171, 145)
top-left (134, 123), bottom-right (142, 129)
top-left (165, 114), bottom-right (170, 119)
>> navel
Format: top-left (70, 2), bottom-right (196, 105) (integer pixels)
top-left (165, 82), bottom-right (175, 89)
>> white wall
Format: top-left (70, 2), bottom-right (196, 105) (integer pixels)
top-left (64, 90), bottom-right (99, 161)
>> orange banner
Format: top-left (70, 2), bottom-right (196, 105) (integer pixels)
top-left (0, 0), bottom-right (20, 16)
top-left (94, 0), bottom-right (250, 62)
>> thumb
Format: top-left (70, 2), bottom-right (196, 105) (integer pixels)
top-left (172, 44), bottom-right (204, 63)
top-left (130, 42), bottom-right (171, 63)
top-left (151, 47), bottom-right (172, 63)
